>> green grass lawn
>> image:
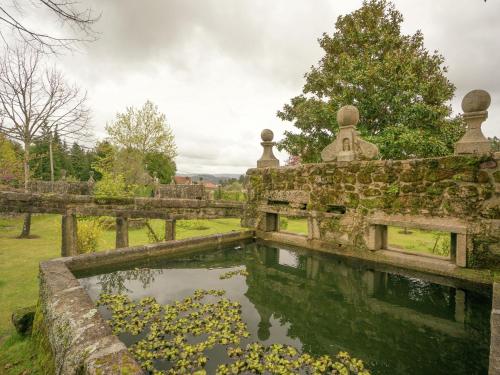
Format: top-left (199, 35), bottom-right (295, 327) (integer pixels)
top-left (387, 226), bottom-right (451, 257)
top-left (280, 217), bottom-right (308, 235)
top-left (0, 214), bottom-right (242, 374)
top-left (276, 218), bottom-right (450, 258)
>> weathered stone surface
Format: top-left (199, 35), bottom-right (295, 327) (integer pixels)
top-left (244, 154), bottom-right (500, 269)
top-left (156, 184), bottom-right (208, 200)
top-left (455, 89), bottom-right (492, 155)
top-left (321, 105), bottom-right (379, 162)
top-left (0, 191), bottom-right (244, 220)
top-left (34, 260), bottom-right (143, 374)
top-left (257, 129), bottom-right (279, 168)
top-left (11, 305), bottom-right (36, 336)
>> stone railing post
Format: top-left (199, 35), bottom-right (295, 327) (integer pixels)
top-left (61, 211), bottom-right (78, 256)
top-left (115, 216), bottom-right (129, 248)
top-left (165, 219), bottom-right (176, 241)
top-left (257, 129), bottom-right (279, 168)
top-left (455, 89), bottom-right (492, 155)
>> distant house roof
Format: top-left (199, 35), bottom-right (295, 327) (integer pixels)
top-left (173, 176), bottom-right (192, 185)
top-left (202, 181), bottom-right (218, 189)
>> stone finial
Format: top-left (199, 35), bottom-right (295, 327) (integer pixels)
top-left (153, 171), bottom-right (160, 198)
top-left (87, 170), bottom-right (95, 193)
top-left (321, 105), bottom-right (379, 162)
top-left (87, 170), bottom-right (95, 184)
top-left (337, 105), bottom-right (360, 127)
top-left (60, 169), bottom-right (67, 181)
top-left (257, 129), bottom-right (279, 168)
top-left (455, 89), bottom-right (492, 155)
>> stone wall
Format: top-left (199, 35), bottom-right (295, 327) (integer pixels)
top-left (244, 154), bottom-right (500, 269)
top-left (28, 180), bottom-right (92, 195)
top-left (0, 191), bottom-right (244, 219)
top-left (156, 184), bottom-right (209, 200)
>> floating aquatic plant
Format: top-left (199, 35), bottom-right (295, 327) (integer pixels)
top-left (219, 268), bottom-right (249, 280)
top-left (97, 290), bottom-right (370, 374)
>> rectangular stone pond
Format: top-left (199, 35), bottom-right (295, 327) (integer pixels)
top-left (74, 241), bottom-right (492, 375)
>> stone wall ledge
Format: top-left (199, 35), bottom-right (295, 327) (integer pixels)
top-left (246, 153), bottom-right (500, 174)
top-left (367, 213), bottom-right (468, 234)
top-left (255, 231), bottom-right (493, 287)
top-left (37, 230), bottom-right (255, 374)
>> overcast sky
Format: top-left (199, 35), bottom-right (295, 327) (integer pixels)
top-left (27, 0), bottom-right (500, 174)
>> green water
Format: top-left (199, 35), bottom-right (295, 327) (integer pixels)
top-left (77, 242), bottom-right (492, 374)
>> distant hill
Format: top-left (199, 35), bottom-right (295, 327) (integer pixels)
top-left (177, 173), bottom-right (242, 184)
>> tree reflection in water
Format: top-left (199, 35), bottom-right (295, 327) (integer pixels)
top-left (97, 267), bottom-right (163, 294)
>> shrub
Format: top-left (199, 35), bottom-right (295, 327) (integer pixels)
top-left (77, 218), bottom-right (103, 254)
top-left (93, 172), bottom-right (135, 198)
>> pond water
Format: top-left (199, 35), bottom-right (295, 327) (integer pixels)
top-left (76, 242), bottom-right (492, 375)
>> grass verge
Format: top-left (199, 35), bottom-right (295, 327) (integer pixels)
top-left (0, 214), bottom-right (242, 374)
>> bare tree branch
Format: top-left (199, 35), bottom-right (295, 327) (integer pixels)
top-left (0, 1), bottom-right (99, 53)
top-left (0, 44), bottom-right (90, 192)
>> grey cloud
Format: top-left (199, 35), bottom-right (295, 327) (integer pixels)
top-left (34, 0), bottom-right (500, 173)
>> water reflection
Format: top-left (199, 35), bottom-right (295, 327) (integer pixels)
top-left (97, 267), bottom-right (164, 294)
top-left (77, 242), bottom-right (492, 375)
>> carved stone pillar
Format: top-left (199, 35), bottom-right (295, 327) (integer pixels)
top-left (165, 219), bottom-right (176, 241)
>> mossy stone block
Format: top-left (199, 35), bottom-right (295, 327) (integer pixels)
top-left (12, 305), bottom-right (36, 336)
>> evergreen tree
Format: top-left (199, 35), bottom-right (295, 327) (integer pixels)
top-left (278, 0), bottom-right (464, 162)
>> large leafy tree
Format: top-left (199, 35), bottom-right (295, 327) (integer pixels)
top-left (103, 101), bottom-right (177, 186)
top-left (278, 0), bottom-right (464, 162)
top-left (106, 100), bottom-right (176, 160)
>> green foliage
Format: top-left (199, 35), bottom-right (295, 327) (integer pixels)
top-left (77, 218), bottom-right (103, 254)
top-left (219, 344), bottom-right (369, 375)
top-left (106, 100), bottom-right (177, 159)
top-left (219, 269), bottom-right (249, 280)
top-left (97, 290), bottom-right (370, 375)
top-left (92, 141), bottom-right (116, 179)
top-left (93, 172), bottom-right (135, 198)
top-left (279, 217), bottom-right (289, 230)
top-left (99, 101), bottom-right (177, 188)
top-left (145, 151), bottom-right (176, 184)
top-left (0, 135), bottom-right (23, 186)
top-left (30, 132), bottom-right (71, 180)
top-left (217, 190), bottom-right (247, 202)
top-left (278, 0), bottom-right (464, 161)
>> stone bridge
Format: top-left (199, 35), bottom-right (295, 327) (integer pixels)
top-left (0, 191), bottom-right (244, 256)
top-left (244, 90), bottom-right (500, 272)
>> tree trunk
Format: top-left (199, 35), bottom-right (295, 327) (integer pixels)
top-left (19, 143), bottom-right (32, 238)
top-left (19, 213), bottom-right (31, 238)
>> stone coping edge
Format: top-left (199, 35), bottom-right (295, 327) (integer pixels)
top-left (256, 230), bottom-right (493, 286)
top-left (37, 230), bottom-right (255, 374)
top-left (63, 230), bottom-right (255, 272)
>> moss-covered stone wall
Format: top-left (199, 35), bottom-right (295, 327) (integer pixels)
top-left (244, 154), bottom-right (500, 269)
